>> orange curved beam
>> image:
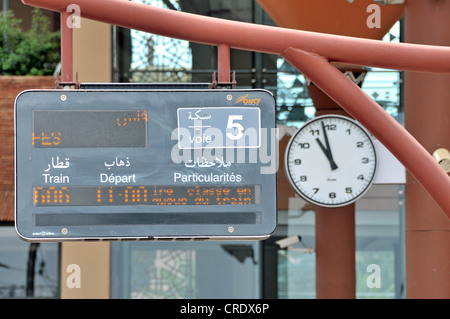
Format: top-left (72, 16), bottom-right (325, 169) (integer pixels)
top-left (21, 0), bottom-right (450, 219)
top-left (22, 0), bottom-right (450, 73)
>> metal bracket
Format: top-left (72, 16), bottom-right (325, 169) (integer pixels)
top-left (211, 71), bottom-right (237, 89)
top-left (54, 72), bottom-right (81, 90)
top-left (54, 72), bottom-right (212, 90)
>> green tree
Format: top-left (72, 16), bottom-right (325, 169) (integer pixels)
top-left (0, 8), bottom-right (60, 75)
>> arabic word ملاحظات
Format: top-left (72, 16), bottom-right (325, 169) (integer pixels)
top-left (185, 157), bottom-right (231, 168)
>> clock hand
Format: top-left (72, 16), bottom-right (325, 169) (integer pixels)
top-left (321, 121), bottom-right (332, 153)
top-left (316, 138), bottom-right (328, 156)
top-left (318, 121), bottom-right (338, 170)
top-left (316, 138), bottom-right (338, 170)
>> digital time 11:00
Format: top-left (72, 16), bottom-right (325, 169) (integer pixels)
top-left (33, 185), bottom-right (260, 207)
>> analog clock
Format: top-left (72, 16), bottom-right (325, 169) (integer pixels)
top-left (285, 115), bottom-right (377, 208)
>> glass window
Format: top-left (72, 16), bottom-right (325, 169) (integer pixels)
top-left (129, 0), bottom-right (193, 83)
top-left (263, 209), bottom-right (316, 299)
top-left (111, 241), bottom-right (260, 299)
top-left (0, 227), bottom-right (59, 298)
top-left (270, 185), bottom-right (405, 299)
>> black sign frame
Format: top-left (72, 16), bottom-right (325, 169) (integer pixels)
top-left (15, 88), bottom-right (278, 241)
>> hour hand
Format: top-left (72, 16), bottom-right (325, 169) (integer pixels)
top-left (316, 138), bottom-right (338, 170)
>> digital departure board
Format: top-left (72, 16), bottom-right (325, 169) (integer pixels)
top-left (15, 89), bottom-right (277, 241)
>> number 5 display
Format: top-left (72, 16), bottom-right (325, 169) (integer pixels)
top-left (226, 115), bottom-right (244, 140)
top-left (178, 107), bottom-right (261, 149)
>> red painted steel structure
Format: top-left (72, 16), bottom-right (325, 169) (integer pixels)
top-left (21, 0), bottom-right (450, 221)
top-left (59, 10), bottom-right (73, 83)
top-left (403, 1), bottom-right (450, 299)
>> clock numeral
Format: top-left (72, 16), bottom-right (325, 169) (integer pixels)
top-left (294, 159), bottom-right (301, 165)
top-left (309, 129), bottom-right (319, 136)
top-left (357, 141), bottom-right (364, 148)
top-left (357, 174), bottom-right (364, 180)
top-left (324, 124), bottom-right (337, 131)
top-left (345, 187), bottom-right (353, 193)
top-left (300, 175), bottom-right (307, 182)
top-left (346, 129), bottom-right (351, 135)
top-left (362, 157), bottom-right (369, 164)
top-left (313, 188), bottom-right (319, 194)
top-left (329, 192), bottom-right (336, 198)
top-left (299, 142), bottom-right (310, 149)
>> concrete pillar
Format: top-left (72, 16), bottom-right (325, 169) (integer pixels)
top-left (60, 18), bottom-right (112, 299)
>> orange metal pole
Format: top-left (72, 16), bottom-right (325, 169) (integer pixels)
top-left (315, 204), bottom-right (355, 299)
top-left (60, 10), bottom-right (73, 82)
top-left (21, 0), bottom-right (450, 73)
top-left (311, 85), bottom-right (357, 299)
top-left (218, 44), bottom-right (230, 83)
top-left (404, 0), bottom-right (450, 299)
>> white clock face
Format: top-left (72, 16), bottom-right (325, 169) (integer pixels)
top-left (285, 115), bottom-right (377, 207)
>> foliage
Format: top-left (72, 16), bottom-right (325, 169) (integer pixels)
top-left (0, 8), bottom-right (60, 75)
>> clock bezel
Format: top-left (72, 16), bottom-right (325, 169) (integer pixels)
top-left (284, 114), bottom-right (378, 208)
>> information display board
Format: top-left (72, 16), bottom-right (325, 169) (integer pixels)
top-left (15, 89), bottom-right (277, 241)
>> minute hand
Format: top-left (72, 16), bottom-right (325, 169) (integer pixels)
top-left (317, 121), bottom-right (338, 170)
